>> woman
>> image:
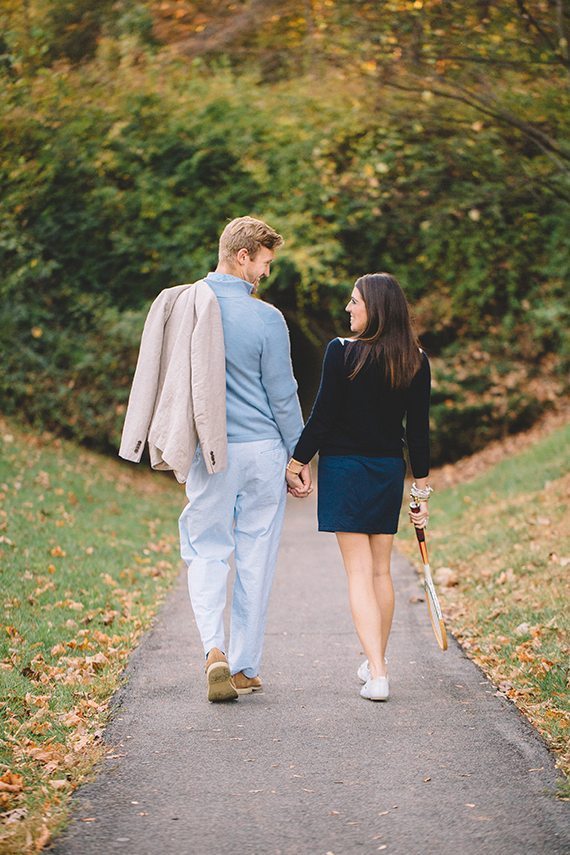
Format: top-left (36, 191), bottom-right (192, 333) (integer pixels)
top-left (286, 273), bottom-right (432, 701)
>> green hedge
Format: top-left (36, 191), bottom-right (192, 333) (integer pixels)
top-left (1, 57), bottom-right (567, 463)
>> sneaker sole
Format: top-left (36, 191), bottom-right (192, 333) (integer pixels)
top-left (207, 662), bottom-right (238, 702)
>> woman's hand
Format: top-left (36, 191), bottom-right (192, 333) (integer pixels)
top-left (286, 464), bottom-right (313, 498)
top-left (409, 499), bottom-right (429, 529)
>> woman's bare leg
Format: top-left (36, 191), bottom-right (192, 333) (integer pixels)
top-left (370, 534), bottom-right (395, 657)
top-left (336, 532), bottom-right (387, 679)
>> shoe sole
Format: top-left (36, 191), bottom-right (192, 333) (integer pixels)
top-left (235, 685), bottom-right (263, 695)
top-left (207, 662), bottom-right (238, 702)
top-left (362, 694), bottom-right (389, 701)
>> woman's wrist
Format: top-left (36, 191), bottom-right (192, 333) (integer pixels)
top-left (286, 458), bottom-right (304, 475)
top-left (410, 481), bottom-right (433, 502)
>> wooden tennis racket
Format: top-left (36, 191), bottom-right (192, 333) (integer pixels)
top-left (410, 502), bottom-right (448, 651)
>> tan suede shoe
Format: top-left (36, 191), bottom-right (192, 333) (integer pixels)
top-left (231, 672), bottom-right (263, 695)
top-left (205, 648), bottom-right (238, 702)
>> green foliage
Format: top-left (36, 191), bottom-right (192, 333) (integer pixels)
top-left (0, 2), bottom-right (568, 463)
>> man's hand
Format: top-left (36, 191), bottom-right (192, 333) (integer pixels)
top-left (286, 463), bottom-right (313, 498)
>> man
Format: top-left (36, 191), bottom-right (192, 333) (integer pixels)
top-left (178, 216), bottom-right (311, 702)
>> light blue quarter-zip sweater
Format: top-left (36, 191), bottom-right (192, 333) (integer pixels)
top-left (204, 272), bottom-right (304, 456)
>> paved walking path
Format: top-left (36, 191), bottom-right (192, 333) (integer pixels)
top-left (52, 494), bottom-right (569, 855)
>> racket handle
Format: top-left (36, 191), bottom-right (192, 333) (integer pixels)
top-left (409, 501), bottom-right (426, 543)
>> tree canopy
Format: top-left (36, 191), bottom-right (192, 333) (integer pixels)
top-left (0, 1), bottom-right (568, 462)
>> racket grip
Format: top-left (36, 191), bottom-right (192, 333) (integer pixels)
top-left (409, 501), bottom-right (426, 543)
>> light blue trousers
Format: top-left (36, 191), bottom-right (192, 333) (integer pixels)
top-left (179, 438), bottom-right (288, 678)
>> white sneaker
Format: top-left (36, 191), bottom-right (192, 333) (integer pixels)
top-left (360, 676), bottom-right (390, 701)
top-left (357, 658), bottom-right (388, 683)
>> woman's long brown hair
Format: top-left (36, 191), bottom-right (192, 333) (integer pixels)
top-left (347, 273), bottom-right (422, 389)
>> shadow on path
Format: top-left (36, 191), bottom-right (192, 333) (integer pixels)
top-left (50, 493), bottom-right (569, 855)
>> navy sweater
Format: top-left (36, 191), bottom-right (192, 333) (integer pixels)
top-left (293, 338), bottom-right (431, 479)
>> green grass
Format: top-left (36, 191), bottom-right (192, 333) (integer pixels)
top-left (0, 419), bottom-right (185, 853)
top-left (400, 423), bottom-right (570, 786)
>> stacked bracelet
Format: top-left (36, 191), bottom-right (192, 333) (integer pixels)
top-left (286, 458), bottom-right (304, 475)
top-left (410, 482), bottom-right (433, 501)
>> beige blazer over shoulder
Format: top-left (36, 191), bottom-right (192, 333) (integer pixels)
top-left (119, 280), bottom-right (227, 483)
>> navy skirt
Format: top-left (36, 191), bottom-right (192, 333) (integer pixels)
top-left (317, 455), bottom-right (406, 535)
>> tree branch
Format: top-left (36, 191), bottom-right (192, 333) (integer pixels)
top-left (515, 0), bottom-right (557, 52)
top-left (384, 77), bottom-right (570, 171)
top-left (557, 0), bottom-right (570, 64)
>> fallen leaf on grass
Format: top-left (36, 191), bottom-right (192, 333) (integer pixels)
top-left (0, 772), bottom-right (24, 793)
top-left (495, 568), bottom-right (515, 585)
top-left (34, 825), bottom-right (50, 850)
top-left (434, 567), bottom-right (458, 587)
top-left (50, 643), bottom-right (66, 657)
top-left (53, 599), bottom-right (84, 612)
top-left (60, 710), bottom-right (84, 728)
top-left (50, 546), bottom-right (66, 557)
top-left (514, 622), bottom-right (530, 636)
top-left (85, 652), bottom-right (109, 671)
top-left (24, 693), bottom-right (51, 708)
top-left (2, 807), bottom-right (28, 824)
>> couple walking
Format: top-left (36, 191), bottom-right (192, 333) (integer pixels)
top-left (119, 216), bottom-right (431, 704)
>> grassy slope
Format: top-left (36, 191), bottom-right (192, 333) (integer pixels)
top-left (399, 422), bottom-right (570, 790)
top-left (0, 418), bottom-right (185, 853)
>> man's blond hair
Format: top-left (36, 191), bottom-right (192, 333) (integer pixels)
top-left (218, 216), bottom-right (284, 263)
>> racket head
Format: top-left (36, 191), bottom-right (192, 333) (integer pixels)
top-left (423, 568), bottom-right (448, 651)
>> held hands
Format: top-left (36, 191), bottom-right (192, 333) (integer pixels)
top-left (285, 462), bottom-right (313, 498)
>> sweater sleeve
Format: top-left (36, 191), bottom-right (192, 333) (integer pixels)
top-left (292, 339), bottom-right (344, 464)
top-left (259, 312), bottom-right (304, 457)
top-left (405, 352), bottom-right (431, 479)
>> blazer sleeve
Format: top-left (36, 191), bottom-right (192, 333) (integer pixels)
top-left (118, 292), bottom-right (168, 463)
top-left (191, 286), bottom-right (228, 474)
